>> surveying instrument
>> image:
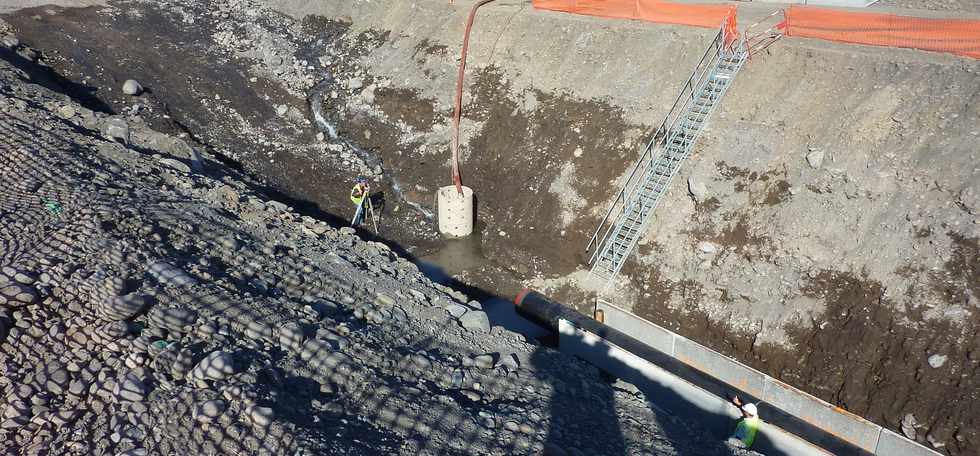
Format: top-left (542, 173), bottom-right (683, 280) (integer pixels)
top-left (351, 178), bottom-right (379, 233)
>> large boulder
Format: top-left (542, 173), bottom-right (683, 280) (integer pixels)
top-left (458, 310), bottom-right (490, 332)
top-left (113, 372), bottom-right (147, 403)
top-left (99, 293), bottom-right (151, 321)
top-left (122, 79), bottom-right (143, 96)
top-left (147, 306), bottom-right (197, 333)
top-left (187, 351), bottom-right (238, 384)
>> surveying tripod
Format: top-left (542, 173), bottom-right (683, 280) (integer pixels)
top-left (351, 195), bottom-right (379, 233)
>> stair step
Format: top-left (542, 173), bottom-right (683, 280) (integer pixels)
top-left (590, 52), bottom-right (746, 279)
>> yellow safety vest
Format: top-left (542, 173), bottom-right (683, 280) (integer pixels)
top-left (350, 185), bottom-right (365, 206)
top-left (734, 416), bottom-right (760, 448)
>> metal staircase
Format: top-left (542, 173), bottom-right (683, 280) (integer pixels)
top-left (585, 24), bottom-right (748, 288)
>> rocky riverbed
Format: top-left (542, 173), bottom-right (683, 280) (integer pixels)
top-left (0, 30), bottom-right (755, 456)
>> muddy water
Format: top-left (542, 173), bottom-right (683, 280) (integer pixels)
top-left (415, 225), bottom-right (549, 341)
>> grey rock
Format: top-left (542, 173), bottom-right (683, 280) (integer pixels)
top-left (148, 306), bottom-right (197, 333)
top-left (470, 354), bottom-right (495, 369)
top-left (458, 310), bottom-right (490, 332)
top-left (278, 321), bottom-right (306, 351)
top-left (68, 379), bottom-right (89, 397)
top-left (122, 79), bottom-right (143, 96)
top-left (2, 267), bottom-right (36, 285)
top-left (188, 351), bottom-right (238, 383)
top-left (1, 416), bottom-right (28, 430)
top-left (50, 408), bottom-right (81, 426)
top-left (266, 200), bottom-right (290, 212)
top-left (148, 261), bottom-right (198, 287)
top-left (116, 449), bottom-right (148, 456)
top-left (58, 105), bottom-right (76, 119)
top-left (113, 372), bottom-right (146, 403)
top-left (927, 354), bottom-right (947, 368)
top-left (688, 176), bottom-right (708, 203)
top-left (37, 362), bottom-right (70, 395)
top-left (360, 85), bottom-right (376, 104)
top-left (247, 405), bottom-right (274, 428)
top-left (375, 292), bottom-right (396, 307)
top-left (1, 35), bottom-right (19, 49)
top-left (301, 339), bottom-right (352, 373)
top-left (698, 241), bottom-right (718, 254)
top-left (100, 320), bottom-right (131, 339)
top-left (348, 78), bottom-right (364, 90)
top-left (390, 306), bottom-right (408, 322)
top-left (103, 117), bottom-right (130, 144)
top-left (159, 158), bottom-right (191, 174)
top-left (172, 349), bottom-right (194, 379)
top-left (446, 303), bottom-right (468, 318)
top-left (957, 187), bottom-right (978, 215)
top-left (806, 148), bottom-right (825, 169)
top-left (100, 293), bottom-right (151, 321)
top-left (194, 399), bottom-right (227, 423)
top-left (219, 236), bottom-right (241, 250)
top-left (496, 353), bottom-right (521, 371)
top-left (901, 413), bottom-right (917, 440)
top-left (0, 281), bottom-right (38, 307)
top-left (244, 319), bottom-right (273, 341)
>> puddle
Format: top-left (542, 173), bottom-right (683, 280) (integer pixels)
top-left (416, 229), bottom-right (549, 341)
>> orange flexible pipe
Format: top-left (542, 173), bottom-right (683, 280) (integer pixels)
top-left (451, 0), bottom-right (497, 194)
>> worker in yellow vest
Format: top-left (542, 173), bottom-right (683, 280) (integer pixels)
top-left (728, 395), bottom-right (760, 449)
top-left (350, 177), bottom-right (370, 226)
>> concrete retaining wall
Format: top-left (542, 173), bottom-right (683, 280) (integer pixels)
top-left (558, 319), bottom-right (832, 456)
top-left (595, 300), bottom-right (941, 456)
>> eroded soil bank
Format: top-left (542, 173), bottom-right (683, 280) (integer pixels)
top-left (5, 0), bottom-right (978, 454)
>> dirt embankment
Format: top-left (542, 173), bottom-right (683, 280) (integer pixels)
top-left (6, 0), bottom-right (978, 454)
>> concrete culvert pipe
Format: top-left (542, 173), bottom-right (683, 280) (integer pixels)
top-left (437, 185), bottom-right (474, 237)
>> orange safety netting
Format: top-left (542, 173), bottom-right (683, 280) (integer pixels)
top-left (781, 5), bottom-right (980, 60)
top-left (533, 0), bottom-right (736, 30)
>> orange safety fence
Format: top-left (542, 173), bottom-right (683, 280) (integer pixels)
top-left (781, 5), bottom-right (980, 60)
top-left (533, 0), bottom-right (737, 31)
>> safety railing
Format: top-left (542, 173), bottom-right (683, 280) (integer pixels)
top-left (585, 21), bottom-right (742, 267)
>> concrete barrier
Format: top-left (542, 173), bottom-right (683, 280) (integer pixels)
top-left (594, 299), bottom-right (941, 456)
top-left (558, 319), bottom-right (832, 455)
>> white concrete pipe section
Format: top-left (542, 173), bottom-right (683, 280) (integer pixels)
top-left (437, 185), bottom-right (474, 237)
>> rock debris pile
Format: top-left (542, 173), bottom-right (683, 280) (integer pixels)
top-left (0, 40), bottom-right (722, 455)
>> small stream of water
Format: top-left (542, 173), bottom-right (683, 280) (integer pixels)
top-left (309, 78), bottom-right (434, 220)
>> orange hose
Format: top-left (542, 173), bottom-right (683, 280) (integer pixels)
top-left (451, 0), bottom-right (497, 194)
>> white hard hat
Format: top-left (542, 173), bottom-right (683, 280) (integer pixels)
top-left (741, 403), bottom-right (758, 417)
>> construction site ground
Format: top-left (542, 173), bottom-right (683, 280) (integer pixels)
top-left (1, 0), bottom-right (977, 454)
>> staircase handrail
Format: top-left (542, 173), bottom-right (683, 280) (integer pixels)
top-left (585, 24), bottom-right (727, 264)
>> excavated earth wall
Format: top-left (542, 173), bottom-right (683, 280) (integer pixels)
top-left (2, 0), bottom-right (977, 454)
